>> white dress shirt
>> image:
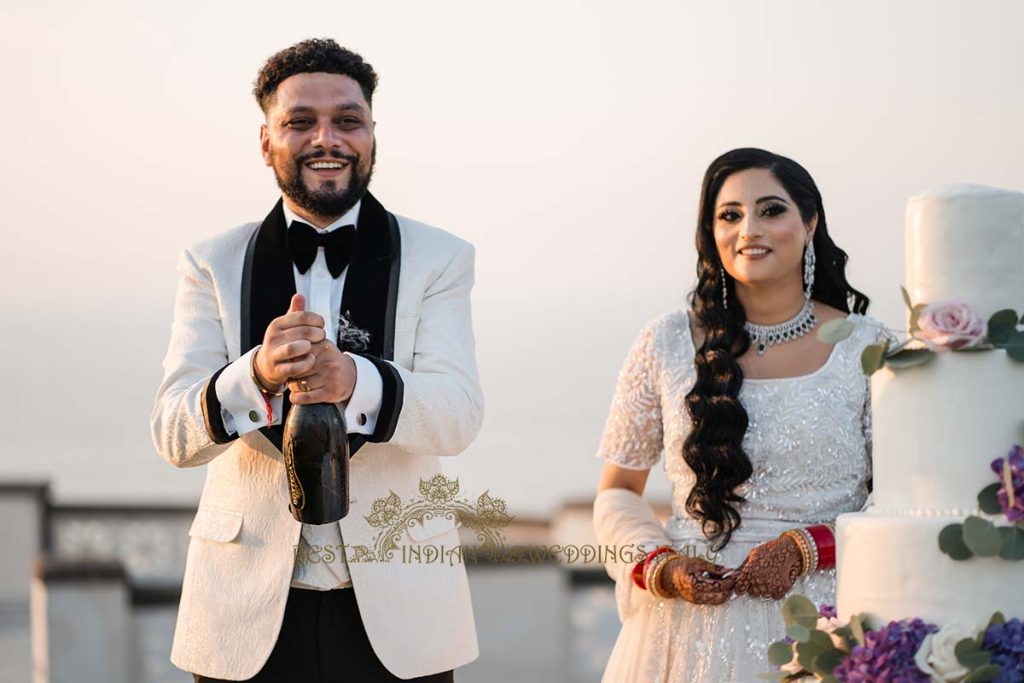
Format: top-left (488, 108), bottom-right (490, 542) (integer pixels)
top-left (213, 199), bottom-right (382, 589)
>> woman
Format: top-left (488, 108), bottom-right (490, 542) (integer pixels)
top-left (593, 148), bottom-right (887, 681)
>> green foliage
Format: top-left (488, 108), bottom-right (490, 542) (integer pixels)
top-left (988, 309), bottom-right (1019, 345)
top-left (999, 526), bottom-right (1024, 560)
top-left (786, 624), bottom-right (811, 642)
top-left (861, 343), bottom-right (887, 375)
top-left (884, 347), bottom-right (935, 369)
top-left (782, 595), bottom-right (820, 629)
top-left (963, 516), bottom-right (1003, 557)
top-left (767, 641), bottom-right (794, 667)
top-left (956, 637), bottom-right (993, 669)
top-left (939, 522), bottom-right (975, 560)
top-left (909, 303), bottom-right (928, 334)
top-left (963, 665), bottom-right (1001, 682)
top-left (818, 318), bottom-right (856, 344)
top-left (978, 483), bottom-right (1004, 515)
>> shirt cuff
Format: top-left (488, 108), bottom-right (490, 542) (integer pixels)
top-left (343, 352), bottom-right (383, 435)
top-left (215, 347), bottom-right (284, 437)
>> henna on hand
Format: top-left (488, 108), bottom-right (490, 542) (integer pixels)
top-left (661, 556), bottom-right (737, 605)
top-left (734, 536), bottom-right (803, 600)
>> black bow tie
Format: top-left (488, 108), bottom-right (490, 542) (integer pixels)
top-left (286, 221), bottom-right (356, 278)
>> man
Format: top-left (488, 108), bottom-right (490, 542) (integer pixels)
top-left (151, 38), bottom-right (483, 682)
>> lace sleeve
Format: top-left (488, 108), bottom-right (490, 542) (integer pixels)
top-left (595, 319), bottom-right (665, 470)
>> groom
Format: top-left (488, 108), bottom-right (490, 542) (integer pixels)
top-left (151, 39), bottom-right (483, 682)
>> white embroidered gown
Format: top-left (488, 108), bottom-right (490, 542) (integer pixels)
top-left (596, 309), bottom-right (886, 682)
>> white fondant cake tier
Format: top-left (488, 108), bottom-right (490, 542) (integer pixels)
top-left (870, 349), bottom-right (1024, 515)
top-left (836, 512), bottom-right (1024, 628)
top-left (905, 184), bottom-right (1024, 321)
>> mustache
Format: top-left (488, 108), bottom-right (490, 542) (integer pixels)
top-left (296, 150), bottom-right (358, 164)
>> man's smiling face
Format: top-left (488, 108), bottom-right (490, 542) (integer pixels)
top-left (260, 71), bottom-right (376, 224)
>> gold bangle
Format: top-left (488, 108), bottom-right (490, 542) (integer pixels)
top-left (647, 552), bottom-right (676, 599)
top-left (781, 530), bottom-right (813, 577)
top-left (250, 345), bottom-right (284, 397)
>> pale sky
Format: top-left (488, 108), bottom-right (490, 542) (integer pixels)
top-left (1, 0), bottom-right (1022, 515)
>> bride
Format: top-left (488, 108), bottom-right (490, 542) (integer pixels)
top-left (593, 148), bottom-right (888, 681)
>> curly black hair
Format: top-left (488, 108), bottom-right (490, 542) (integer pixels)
top-left (253, 38), bottom-right (379, 113)
top-left (684, 148), bottom-right (870, 551)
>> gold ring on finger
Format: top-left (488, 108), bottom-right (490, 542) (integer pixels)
top-left (300, 380), bottom-right (311, 393)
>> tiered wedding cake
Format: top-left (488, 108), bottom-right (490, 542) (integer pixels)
top-left (835, 184), bottom-right (1024, 628)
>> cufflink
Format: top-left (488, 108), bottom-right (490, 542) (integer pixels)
top-left (248, 410), bottom-right (260, 423)
top-left (357, 413), bottom-right (367, 426)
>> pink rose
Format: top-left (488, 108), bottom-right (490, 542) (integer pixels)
top-left (917, 299), bottom-right (986, 350)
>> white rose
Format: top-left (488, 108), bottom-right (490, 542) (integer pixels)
top-left (914, 623), bottom-right (977, 682)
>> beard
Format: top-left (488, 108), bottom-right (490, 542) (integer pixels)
top-left (272, 144), bottom-right (375, 220)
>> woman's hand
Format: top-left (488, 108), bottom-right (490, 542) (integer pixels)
top-left (734, 536), bottom-right (803, 600)
top-left (659, 556), bottom-right (737, 605)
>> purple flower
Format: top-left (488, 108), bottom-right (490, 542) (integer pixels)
top-left (820, 604), bottom-right (838, 619)
top-left (834, 618), bottom-right (938, 683)
top-left (991, 445), bottom-right (1024, 523)
top-left (983, 618), bottom-right (1024, 683)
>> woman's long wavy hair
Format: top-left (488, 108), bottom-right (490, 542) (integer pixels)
top-left (684, 148), bottom-right (870, 550)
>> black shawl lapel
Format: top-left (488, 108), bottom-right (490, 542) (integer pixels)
top-left (339, 191), bottom-right (397, 358)
top-left (338, 191), bottom-right (402, 455)
top-left (240, 198), bottom-right (297, 450)
top-left (240, 193), bottom-right (402, 454)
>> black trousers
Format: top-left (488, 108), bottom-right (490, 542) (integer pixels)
top-left (193, 587), bottom-right (455, 683)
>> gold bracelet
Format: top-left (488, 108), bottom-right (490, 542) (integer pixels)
top-left (781, 530), bottom-right (813, 577)
top-left (647, 552), bottom-right (676, 599)
top-left (250, 345), bottom-right (284, 397)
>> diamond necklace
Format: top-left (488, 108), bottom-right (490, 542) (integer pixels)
top-left (744, 301), bottom-right (817, 356)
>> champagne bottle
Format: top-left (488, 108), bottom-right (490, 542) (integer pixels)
top-left (282, 401), bottom-right (350, 524)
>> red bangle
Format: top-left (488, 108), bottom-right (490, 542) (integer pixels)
top-left (633, 546), bottom-right (673, 590)
top-left (261, 392), bottom-right (274, 427)
top-left (631, 559), bottom-right (646, 589)
top-left (806, 524), bottom-right (835, 570)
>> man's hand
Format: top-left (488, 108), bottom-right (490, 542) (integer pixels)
top-left (660, 556), bottom-right (737, 605)
top-left (734, 535), bottom-right (803, 600)
top-left (253, 294), bottom-right (326, 390)
top-left (288, 340), bottom-right (357, 405)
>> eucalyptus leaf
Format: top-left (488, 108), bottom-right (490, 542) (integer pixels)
top-left (963, 664), bottom-right (1001, 683)
top-left (955, 638), bottom-right (991, 668)
top-left (999, 526), bottom-right (1024, 560)
top-left (939, 523), bottom-right (974, 560)
top-left (786, 624), bottom-right (811, 642)
top-left (795, 641), bottom-right (824, 671)
top-left (963, 516), bottom-right (1002, 557)
top-left (884, 348), bottom-right (936, 369)
top-left (861, 344), bottom-right (887, 375)
top-left (782, 595), bottom-right (820, 629)
top-left (849, 614), bottom-right (866, 647)
top-left (818, 318), bottom-right (856, 344)
top-left (811, 648), bottom-right (844, 675)
top-left (768, 641), bottom-right (794, 667)
top-left (989, 611), bottom-right (1006, 626)
top-left (1004, 331), bottom-right (1024, 363)
top-left (795, 632), bottom-right (833, 671)
top-left (978, 483), bottom-right (1004, 515)
top-left (910, 303), bottom-right (928, 334)
top-left (988, 309), bottom-right (1019, 345)
top-left (901, 286), bottom-right (913, 311)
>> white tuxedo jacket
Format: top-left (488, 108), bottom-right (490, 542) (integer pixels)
top-left (151, 194), bottom-right (483, 680)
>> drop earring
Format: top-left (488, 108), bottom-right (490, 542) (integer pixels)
top-left (721, 268), bottom-right (729, 310)
top-left (803, 239), bottom-right (816, 300)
